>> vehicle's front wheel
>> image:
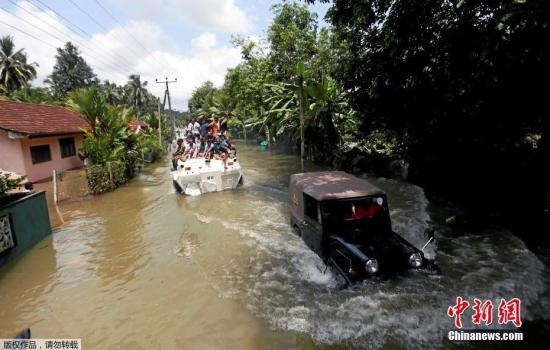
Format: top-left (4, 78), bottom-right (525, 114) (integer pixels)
top-left (292, 224), bottom-right (302, 237)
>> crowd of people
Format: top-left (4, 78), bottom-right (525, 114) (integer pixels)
top-left (171, 117), bottom-right (236, 170)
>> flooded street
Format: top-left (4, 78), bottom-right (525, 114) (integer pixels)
top-left (1, 144), bottom-right (549, 349)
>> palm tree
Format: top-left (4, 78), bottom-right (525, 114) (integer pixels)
top-left (10, 86), bottom-right (56, 104)
top-left (127, 74), bottom-right (147, 117)
top-left (0, 36), bottom-right (38, 93)
top-left (101, 80), bottom-right (122, 105)
top-left (67, 86), bottom-right (106, 134)
top-left (264, 71), bottom-right (355, 163)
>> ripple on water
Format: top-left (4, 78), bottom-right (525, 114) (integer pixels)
top-left (213, 178), bottom-right (550, 349)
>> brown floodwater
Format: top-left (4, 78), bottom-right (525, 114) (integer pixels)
top-left (1, 143), bottom-right (549, 349)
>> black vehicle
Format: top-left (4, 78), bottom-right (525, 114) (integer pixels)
top-left (290, 171), bottom-right (438, 285)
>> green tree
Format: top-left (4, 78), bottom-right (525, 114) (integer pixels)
top-left (10, 86), bottom-right (56, 104)
top-left (188, 81), bottom-right (216, 114)
top-left (313, 0), bottom-right (550, 217)
top-left (224, 37), bottom-right (273, 140)
top-left (100, 80), bottom-right (122, 105)
top-left (47, 42), bottom-right (96, 98)
top-left (267, 1), bottom-right (318, 80)
top-left (126, 74), bottom-right (148, 116)
top-left (0, 36), bottom-right (37, 93)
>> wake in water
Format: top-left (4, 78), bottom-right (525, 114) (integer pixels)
top-left (205, 177), bottom-right (549, 349)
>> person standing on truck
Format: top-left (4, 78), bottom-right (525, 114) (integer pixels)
top-left (191, 117), bottom-right (201, 141)
top-left (200, 120), bottom-right (211, 138)
top-left (209, 117), bottom-right (219, 135)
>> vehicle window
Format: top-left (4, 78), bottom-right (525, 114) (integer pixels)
top-left (323, 197), bottom-right (385, 223)
top-left (304, 194), bottom-right (321, 224)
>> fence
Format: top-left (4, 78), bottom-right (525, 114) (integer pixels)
top-left (52, 168), bottom-right (90, 203)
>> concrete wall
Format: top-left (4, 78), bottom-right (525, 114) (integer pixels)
top-left (20, 134), bottom-right (84, 182)
top-left (0, 130), bottom-right (26, 175)
top-left (0, 191), bottom-right (52, 266)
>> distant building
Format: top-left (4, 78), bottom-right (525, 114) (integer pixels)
top-left (0, 100), bottom-right (89, 183)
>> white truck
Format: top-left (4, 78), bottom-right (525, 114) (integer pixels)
top-left (172, 157), bottom-right (244, 196)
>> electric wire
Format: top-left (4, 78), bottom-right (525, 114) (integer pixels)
top-left (29, 0), bottom-right (137, 69)
top-left (6, 0), bottom-right (134, 77)
top-left (0, 10), bottom-right (129, 81)
top-left (66, 0), bottom-right (146, 60)
top-left (92, 0), bottom-right (165, 68)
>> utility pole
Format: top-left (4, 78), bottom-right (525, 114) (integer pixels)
top-left (156, 77), bottom-right (177, 139)
top-left (298, 74), bottom-right (305, 173)
top-left (157, 97), bottom-right (162, 148)
top-left (296, 61), bottom-right (306, 173)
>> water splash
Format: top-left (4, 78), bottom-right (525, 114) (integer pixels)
top-left (214, 178), bottom-right (549, 349)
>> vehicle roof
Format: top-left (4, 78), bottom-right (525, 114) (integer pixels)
top-left (290, 171), bottom-right (385, 201)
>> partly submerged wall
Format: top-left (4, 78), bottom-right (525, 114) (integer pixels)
top-left (0, 191), bottom-right (52, 266)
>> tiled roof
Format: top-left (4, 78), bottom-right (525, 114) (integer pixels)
top-left (0, 100), bottom-right (90, 136)
top-left (128, 119), bottom-right (146, 133)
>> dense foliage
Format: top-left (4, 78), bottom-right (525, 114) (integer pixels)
top-left (86, 161), bottom-right (127, 194)
top-left (68, 87), bottom-right (164, 194)
top-left (186, 1), bottom-right (359, 161)
top-left (185, 0), bottom-right (550, 223)
top-left (302, 0), bottom-right (549, 217)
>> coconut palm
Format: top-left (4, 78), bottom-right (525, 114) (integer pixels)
top-left (10, 86), bottom-right (56, 104)
top-left (67, 86), bottom-right (106, 134)
top-left (213, 93), bottom-right (236, 129)
top-left (264, 72), bottom-right (356, 162)
top-left (0, 36), bottom-right (38, 93)
top-left (101, 80), bottom-right (122, 105)
top-left (127, 74), bottom-right (148, 117)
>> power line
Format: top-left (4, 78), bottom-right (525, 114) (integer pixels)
top-left (6, 0), bottom-right (134, 76)
top-left (93, 0), bottom-right (165, 68)
top-left (156, 77), bottom-right (178, 138)
top-left (93, 1), bottom-right (149, 54)
top-left (29, 0), bottom-right (137, 69)
top-left (0, 7), bottom-right (128, 81)
top-left (32, 0), bottom-right (89, 37)
top-left (0, 21), bottom-right (119, 80)
top-left (65, 0), bottom-right (145, 60)
top-left (0, 18), bottom-right (56, 49)
top-left (0, 10), bottom-right (128, 81)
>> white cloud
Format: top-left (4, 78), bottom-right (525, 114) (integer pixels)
top-left (115, 0), bottom-right (254, 34)
top-left (173, 0), bottom-right (253, 33)
top-left (0, 1), bottom-right (242, 110)
top-left (191, 32), bottom-right (217, 51)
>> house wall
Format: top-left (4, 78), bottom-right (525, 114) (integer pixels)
top-left (0, 129), bottom-right (26, 175)
top-left (20, 134), bottom-right (84, 182)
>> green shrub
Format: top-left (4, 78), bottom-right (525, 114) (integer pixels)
top-left (110, 161), bottom-right (127, 186)
top-left (140, 136), bottom-right (163, 161)
top-left (0, 172), bottom-right (25, 196)
top-left (86, 161), bottom-right (127, 194)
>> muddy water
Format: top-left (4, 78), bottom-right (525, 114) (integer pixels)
top-left (1, 144), bottom-right (549, 349)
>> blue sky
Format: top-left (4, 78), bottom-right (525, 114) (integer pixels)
top-left (0, 0), bottom-right (330, 109)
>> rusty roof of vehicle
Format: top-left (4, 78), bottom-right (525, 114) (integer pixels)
top-left (290, 171), bottom-right (385, 201)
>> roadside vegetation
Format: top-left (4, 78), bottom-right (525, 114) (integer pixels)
top-left (0, 35), bottom-right (170, 194)
top-left (185, 0), bottom-right (549, 235)
top-left (1, 0), bottom-right (549, 229)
